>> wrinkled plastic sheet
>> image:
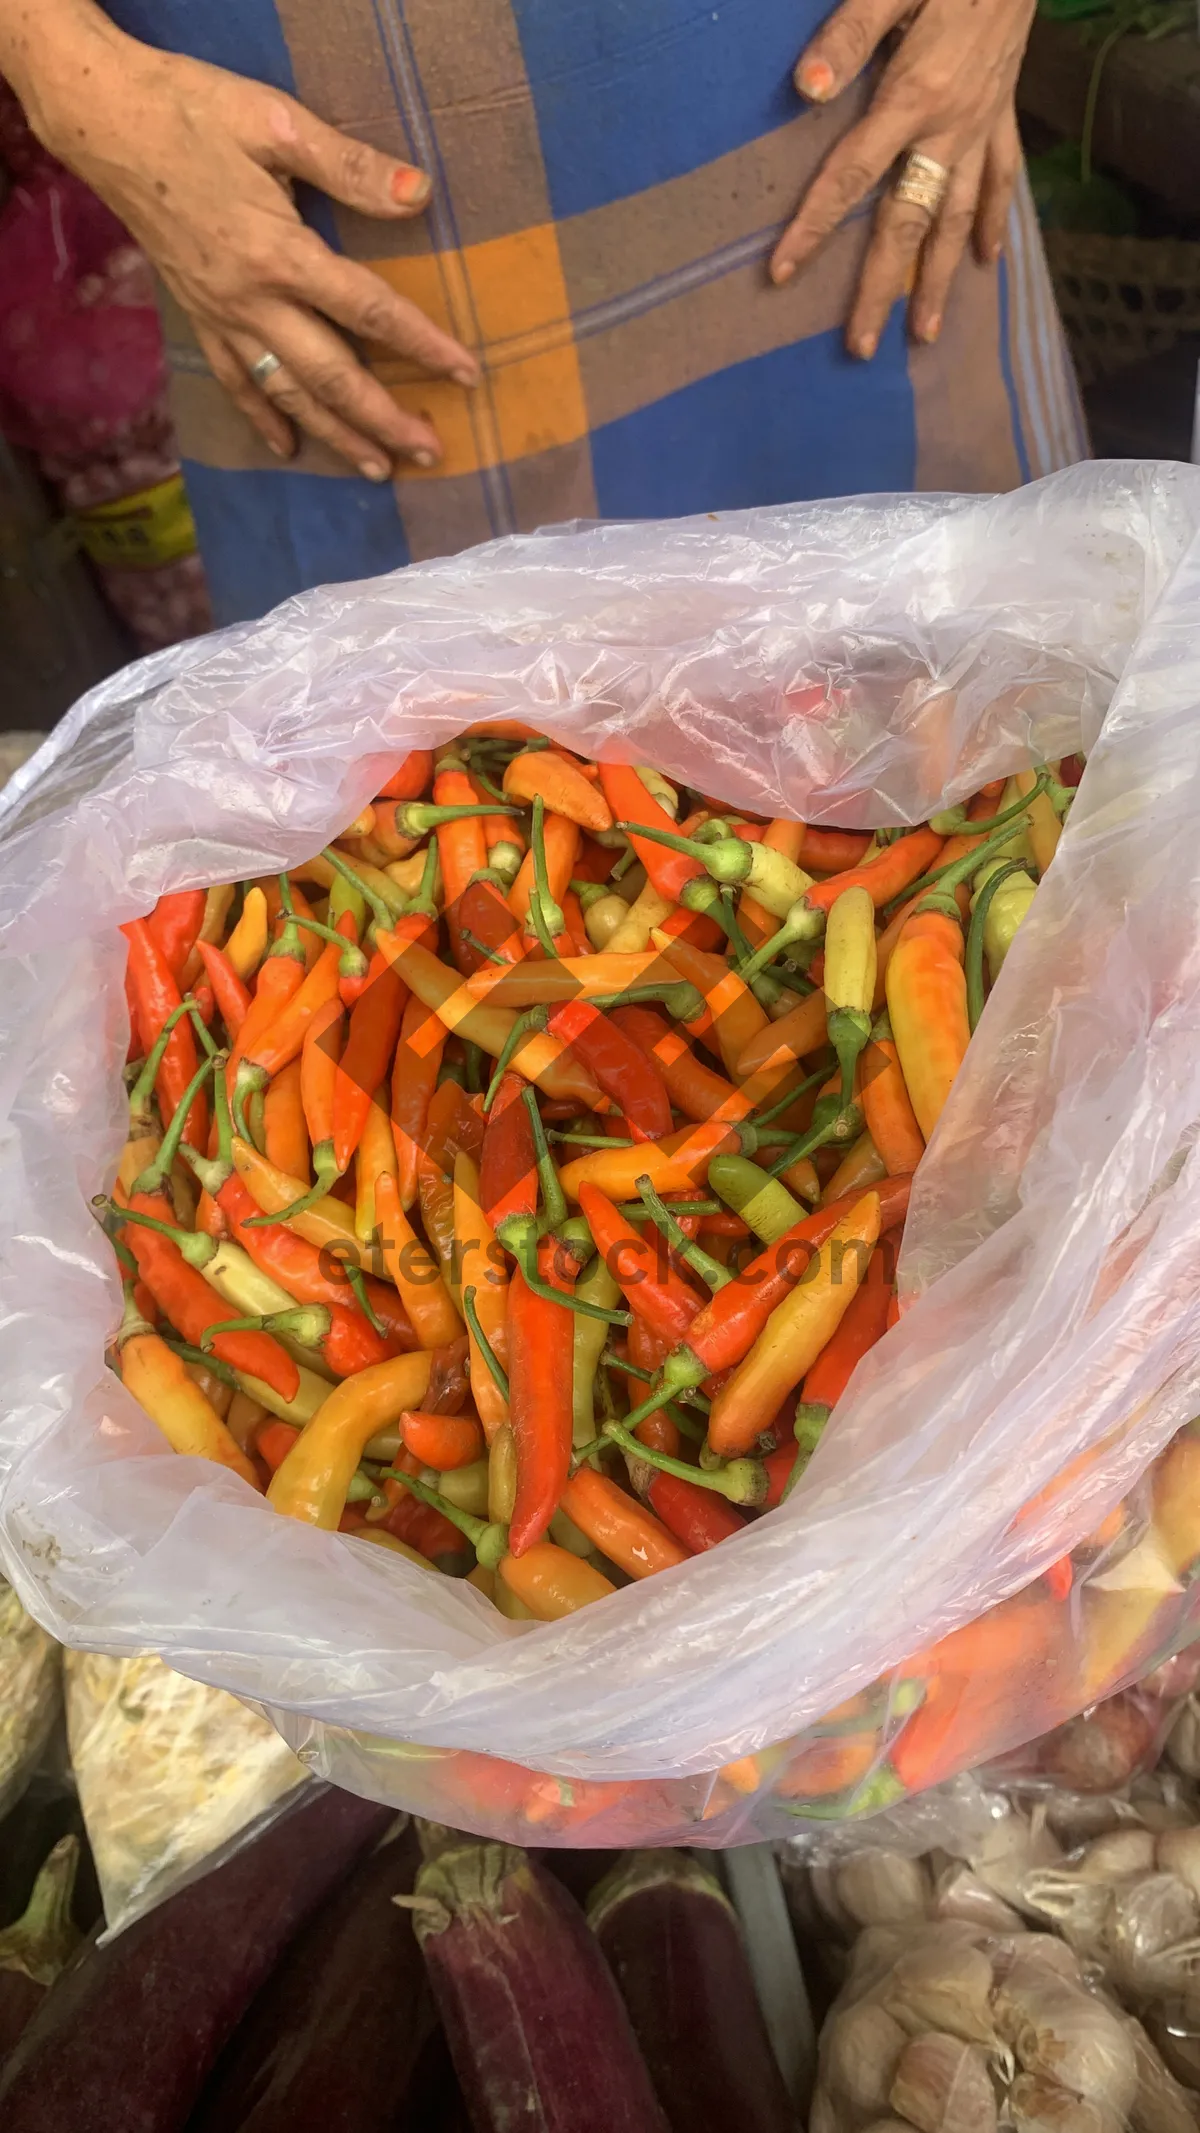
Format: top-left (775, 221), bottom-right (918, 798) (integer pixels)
top-left (5, 462), bottom-right (1200, 1845)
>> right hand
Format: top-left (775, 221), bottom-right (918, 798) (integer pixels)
top-left (29, 19), bottom-right (479, 479)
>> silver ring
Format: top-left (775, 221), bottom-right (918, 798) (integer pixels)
top-left (249, 351), bottom-right (284, 387)
top-left (893, 150), bottom-right (951, 219)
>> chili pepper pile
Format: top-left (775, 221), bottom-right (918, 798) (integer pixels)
top-left (99, 728), bottom-right (1200, 1835)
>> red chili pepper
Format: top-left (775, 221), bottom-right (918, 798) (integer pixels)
top-left (479, 1073), bottom-right (537, 1235)
top-left (597, 764), bottom-right (705, 902)
top-left (577, 1184), bottom-right (702, 1347)
top-left (797, 828), bottom-right (872, 874)
top-left (800, 1230), bottom-right (897, 1415)
top-left (547, 997), bottom-right (672, 1141)
top-left (662, 1174), bottom-right (913, 1390)
top-left (457, 871), bottom-right (528, 968)
top-left (643, 1469), bottom-right (747, 1552)
top-left (216, 1175), bottom-right (403, 1374)
top-left (194, 940), bottom-right (251, 1036)
top-left (335, 909), bottom-right (370, 1008)
top-left (508, 1239), bottom-right (577, 1555)
top-left (332, 937), bottom-right (418, 1175)
top-left (119, 1192), bottom-right (299, 1398)
top-left (377, 749), bottom-right (434, 801)
top-left (383, 1482), bottom-right (462, 1560)
top-left (391, 991), bottom-right (444, 1211)
top-left (762, 1442), bottom-right (798, 1508)
top-left (147, 889), bottom-right (206, 984)
top-left (801, 827), bottom-right (944, 917)
top-left (120, 919), bottom-right (207, 1150)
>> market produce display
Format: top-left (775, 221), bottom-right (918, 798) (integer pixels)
top-left (89, 725), bottom-right (1200, 1835)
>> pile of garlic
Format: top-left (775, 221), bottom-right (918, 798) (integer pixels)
top-left (811, 1917), bottom-right (1197, 2133)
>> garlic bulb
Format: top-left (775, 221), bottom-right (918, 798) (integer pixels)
top-left (972, 1808), bottom-right (1063, 1909)
top-left (1121, 2012), bottom-right (1200, 2133)
top-left (837, 1850), bottom-right (931, 1929)
top-left (1166, 1702), bottom-right (1200, 1782)
top-left (889, 2031), bottom-right (998, 2133)
top-left (882, 1937), bottom-right (997, 2047)
top-left (932, 1865), bottom-right (1025, 1934)
top-left (1157, 1831), bottom-right (1200, 1907)
top-left (1008, 2072), bottom-right (1125, 2133)
top-left (1105, 1875), bottom-right (1200, 1994)
top-left (1075, 1832), bottom-right (1159, 1884)
top-left (995, 1974), bottom-right (1139, 2114)
top-left (823, 2002), bottom-right (908, 2115)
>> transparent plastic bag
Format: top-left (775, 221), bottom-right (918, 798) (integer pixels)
top-left (6, 463), bottom-right (1200, 1851)
top-left (63, 1651), bottom-right (306, 1935)
top-left (0, 1580), bottom-right (60, 1822)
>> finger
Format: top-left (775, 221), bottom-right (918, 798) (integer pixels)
top-left (845, 178), bottom-right (939, 360)
top-left (974, 103), bottom-right (1021, 266)
top-left (770, 102), bottom-right (915, 283)
top-left (282, 233), bottom-right (479, 386)
top-left (196, 325), bottom-right (296, 460)
top-left (251, 90), bottom-right (434, 221)
top-left (226, 328), bottom-right (424, 481)
top-left (793, 0), bottom-right (911, 103)
top-left (910, 145), bottom-right (986, 345)
top-left (250, 300), bottom-right (445, 466)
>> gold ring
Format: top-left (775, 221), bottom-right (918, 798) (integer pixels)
top-left (893, 150), bottom-right (950, 218)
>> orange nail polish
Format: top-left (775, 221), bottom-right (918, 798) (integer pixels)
top-left (411, 449), bottom-right (437, 470)
top-left (392, 164), bottom-right (431, 206)
top-left (771, 260), bottom-right (796, 287)
top-left (797, 57), bottom-right (835, 101)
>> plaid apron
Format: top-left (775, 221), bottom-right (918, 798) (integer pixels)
top-left (103, 0), bottom-right (1087, 625)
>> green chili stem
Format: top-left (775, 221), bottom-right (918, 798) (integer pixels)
top-left (290, 914), bottom-right (368, 978)
top-left (385, 1469), bottom-right (508, 1568)
top-left (241, 1138), bottom-right (342, 1226)
top-left (522, 1084), bottom-right (568, 1235)
top-left (516, 1233), bottom-right (629, 1326)
top-left (345, 1262), bottom-right (386, 1336)
top-left (459, 927), bottom-right (508, 968)
top-left (200, 1305), bottom-right (330, 1353)
top-left (614, 819), bottom-right (706, 860)
top-left (930, 768), bottom-right (1050, 841)
top-left (319, 846), bottom-right (397, 931)
top-left (636, 1174), bottom-right (732, 1292)
top-left (548, 1131), bottom-right (635, 1147)
top-left (527, 795), bottom-right (564, 957)
top-left (130, 1050), bottom-right (221, 1197)
top-left (128, 996), bottom-right (212, 1122)
top-left (94, 1196), bottom-right (216, 1269)
top-left (462, 1284), bottom-right (511, 1404)
top-left (160, 1338), bottom-right (239, 1389)
top-left (602, 1418), bottom-right (766, 1505)
top-left (396, 799), bottom-right (520, 835)
top-left (482, 1008), bottom-right (544, 1111)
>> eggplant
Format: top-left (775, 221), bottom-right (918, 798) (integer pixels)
top-left (411, 1836), bottom-right (666, 2133)
top-left (0, 1782), bottom-right (392, 2133)
top-left (0, 1777), bottom-right (101, 1932)
top-left (0, 1837), bottom-right (80, 2066)
top-left (588, 1850), bottom-right (800, 2133)
top-left (190, 1818), bottom-right (433, 2132)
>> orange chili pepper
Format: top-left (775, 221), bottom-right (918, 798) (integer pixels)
top-left (374, 1170), bottom-right (462, 1348)
top-left (401, 1408), bottom-right (486, 1470)
top-left (116, 1291), bottom-right (259, 1487)
top-left (121, 919), bottom-right (208, 1150)
top-left (503, 749), bottom-right (613, 834)
top-left (497, 1543), bottom-right (616, 1619)
top-left (262, 1057), bottom-right (310, 1182)
top-left (433, 754), bottom-right (490, 966)
top-left (653, 937), bottom-right (768, 1079)
top-left (391, 991), bottom-right (444, 1209)
top-left (558, 1120), bottom-right (741, 1203)
top-left (355, 1087), bottom-right (399, 1247)
top-left (508, 812), bottom-right (581, 933)
top-left (147, 888), bottom-right (207, 985)
top-left (454, 1151), bottom-right (509, 1442)
top-left (598, 765), bottom-right (704, 902)
top-left (885, 898), bottom-right (969, 1142)
top-left (194, 939), bottom-right (251, 1036)
top-left (860, 1010), bottom-right (925, 1175)
top-left (376, 748), bottom-right (433, 801)
top-left (800, 827), bottom-right (944, 920)
top-left (797, 1230), bottom-right (897, 1429)
top-left (559, 1467), bottom-right (691, 1578)
top-left (732, 991), bottom-right (828, 1083)
top-left (267, 1348), bottom-right (434, 1526)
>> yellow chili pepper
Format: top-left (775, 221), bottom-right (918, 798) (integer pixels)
top-left (1015, 768), bottom-right (1062, 874)
top-left (224, 886), bottom-right (270, 982)
top-left (229, 1138), bottom-right (389, 1283)
top-left (571, 1255), bottom-right (622, 1445)
top-left (706, 1191), bottom-right (881, 1458)
top-left (236, 1361), bottom-right (330, 1427)
top-left (496, 1542), bottom-right (616, 1620)
top-left (488, 1423), bottom-right (518, 1524)
top-left (971, 857), bottom-right (1037, 982)
top-left (821, 1130), bottom-right (887, 1206)
top-left (116, 1292), bottom-right (259, 1486)
top-left (355, 1087), bottom-right (399, 1247)
top-left (463, 952), bottom-right (658, 1007)
top-left (823, 885), bottom-right (877, 1095)
top-left (579, 887), bottom-right (632, 950)
top-left (180, 883), bottom-right (237, 990)
top-left (267, 1349), bottom-right (434, 1525)
top-left (453, 1152), bottom-right (509, 1441)
top-left (605, 881), bottom-right (676, 954)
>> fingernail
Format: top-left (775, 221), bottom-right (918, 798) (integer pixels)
top-left (451, 364), bottom-right (479, 389)
top-left (921, 315), bottom-right (941, 344)
top-left (771, 260), bottom-right (796, 287)
top-left (267, 439), bottom-right (289, 459)
top-left (360, 458), bottom-right (392, 482)
top-left (392, 164), bottom-right (431, 206)
top-left (989, 240), bottom-right (1003, 264)
top-left (796, 57), bottom-right (835, 101)
top-left (410, 448), bottom-right (437, 469)
top-left (855, 332), bottom-right (877, 361)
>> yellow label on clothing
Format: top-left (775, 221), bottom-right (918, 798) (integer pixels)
top-left (76, 473), bottom-right (198, 570)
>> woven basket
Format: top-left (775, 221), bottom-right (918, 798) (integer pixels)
top-left (1043, 232), bottom-right (1200, 387)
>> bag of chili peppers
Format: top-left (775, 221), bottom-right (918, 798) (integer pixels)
top-left (6, 460), bottom-right (1200, 1870)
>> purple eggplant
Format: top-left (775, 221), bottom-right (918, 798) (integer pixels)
top-left (412, 1837), bottom-right (666, 2133)
top-left (588, 1851), bottom-right (800, 2133)
top-left (0, 1782), bottom-right (392, 2133)
top-left (189, 1817), bottom-right (432, 2132)
top-left (0, 1837), bottom-right (80, 2067)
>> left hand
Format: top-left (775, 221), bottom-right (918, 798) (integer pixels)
top-left (770, 0), bottom-right (1037, 356)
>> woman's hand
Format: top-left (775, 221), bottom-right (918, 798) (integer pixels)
top-left (22, 9), bottom-right (478, 477)
top-left (771, 0), bottom-right (1036, 357)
